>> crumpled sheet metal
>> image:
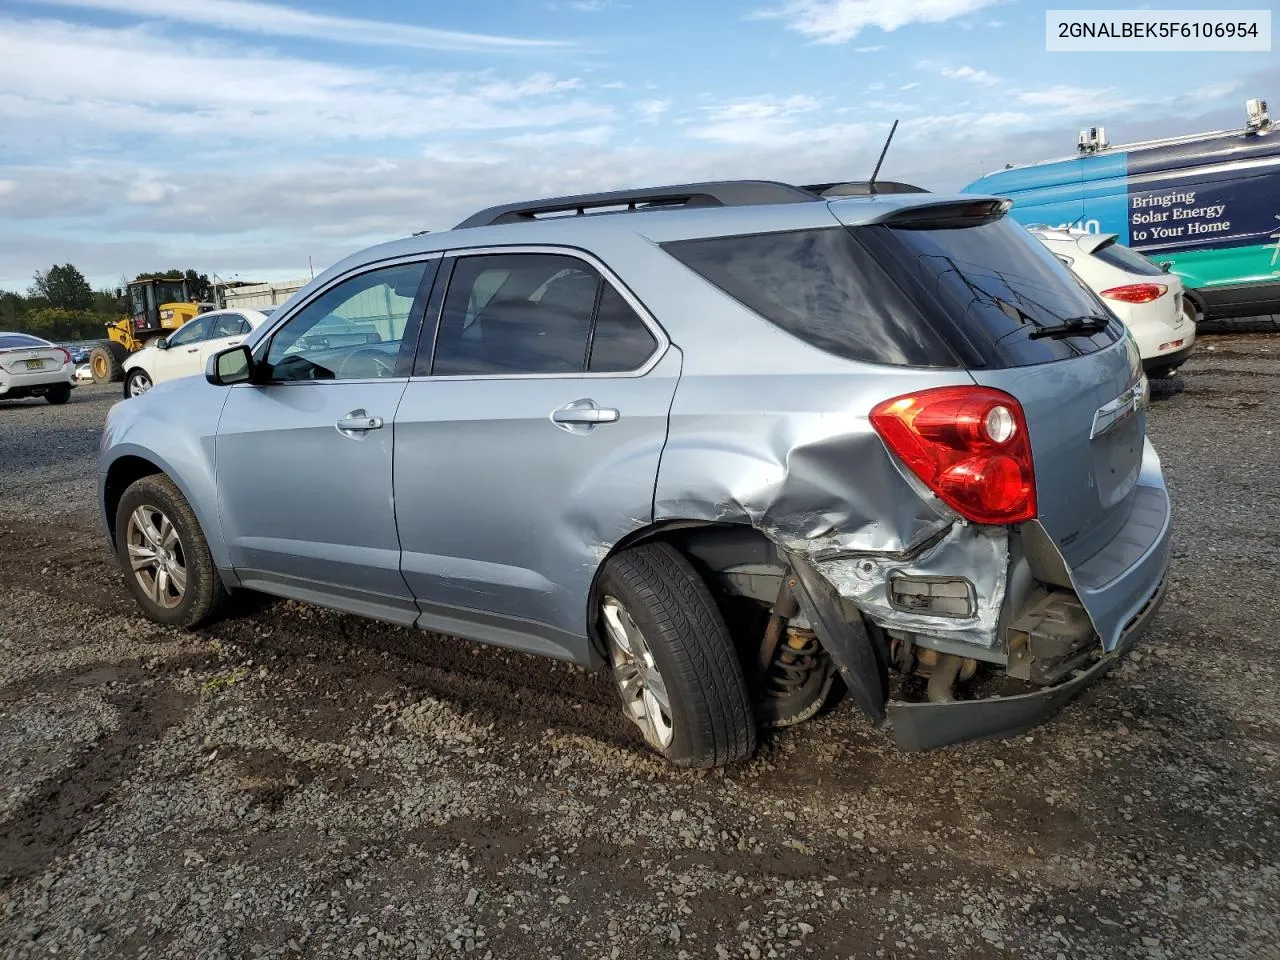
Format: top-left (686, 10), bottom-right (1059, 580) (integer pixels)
top-left (816, 522), bottom-right (1010, 649)
top-left (654, 409), bottom-right (956, 558)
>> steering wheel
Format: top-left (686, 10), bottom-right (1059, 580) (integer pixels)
top-left (337, 347), bottom-right (396, 380)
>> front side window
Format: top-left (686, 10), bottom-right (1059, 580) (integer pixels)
top-left (432, 254), bottom-right (601, 376)
top-left (265, 261), bottom-right (428, 382)
top-left (166, 317), bottom-right (208, 347)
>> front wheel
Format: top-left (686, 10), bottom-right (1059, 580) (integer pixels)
top-left (597, 543), bottom-right (756, 768)
top-left (125, 368), bottom-right (153, 399)
top-left (115, 475), bottom-right (227, 628)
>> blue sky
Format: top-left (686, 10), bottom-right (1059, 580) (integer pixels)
top-left (1, 0), bottom-right (1276, 291)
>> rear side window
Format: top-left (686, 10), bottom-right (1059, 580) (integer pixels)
top-left (1091, 238), bottom-right (1166, 277)
top-left (662, 228), bottom-right (957, 367)
top-left (428, 253), bottom-right (661, 376)
top-left (865, 219), bottom-right (1124, 367)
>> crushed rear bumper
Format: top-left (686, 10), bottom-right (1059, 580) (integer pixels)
top-left (887, 571), bottom-right (1166, 750)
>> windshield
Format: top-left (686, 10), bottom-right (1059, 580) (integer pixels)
top-left (153, 280), bottom-right (188, 305)
top-left (0, 334), bottom-right (47, 349)
top-left (1092, 238), bottom-right (1167, 277)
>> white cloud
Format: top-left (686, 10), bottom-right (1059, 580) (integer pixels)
top-left (1015, 85), bottom-right (1137, 117)
top-left (547, 0), bottom-right (628, 10)
top-left (1186, 80), bottom-right (1242, 101)
top-left (899, 82), bottom-right (921, 91)
top-left (0, 180), bottom-right (15, 197)
top-left (854, 44), bottom-right (885, 52)
top-left (0, 19), bottom-right (607, 143)
top-left (634, 99), bottom-right (671, 122)
top-left (125, 180), bottom-right (179, 204)
top-left (940, 64), bottom-right (999, 85)
top-left (29, 0), bottom-right (569, 51)
top-left (752, 0), bottom-right (1002, 44)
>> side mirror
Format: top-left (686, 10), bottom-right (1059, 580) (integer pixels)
top-left (154, 337), bottom-right (169, 350)
top-left (206, 345), bottom-right (254, 386)
top-left (1160, 261), bottom-right (1173, 273)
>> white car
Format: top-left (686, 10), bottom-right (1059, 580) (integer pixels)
top-left (122, 309), bottom-right (271, 398)
top-left (0, 332), bottom-right (76, 404)
top-left (1029, 227), bottom-right (1195, 377)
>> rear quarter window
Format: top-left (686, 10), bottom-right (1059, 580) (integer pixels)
top-left (662, 228), bottom-right (958, 367)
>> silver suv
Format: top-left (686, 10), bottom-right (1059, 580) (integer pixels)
top-left (99, 180), bottom-right (1171, 767)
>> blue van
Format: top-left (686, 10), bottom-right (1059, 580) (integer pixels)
top-left (965, 100), bottom-right (1280, 320)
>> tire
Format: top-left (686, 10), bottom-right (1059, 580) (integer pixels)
top-left (45, 384), bottom-right (71, 405)
top-left (115, 474), bottom-right (227, 628)
top-left (124, 368), bottom-right (153, 399)
top-left (597, 543), bottom-right (756, 768)
top-left (89, 341), bottom-right (128, 384)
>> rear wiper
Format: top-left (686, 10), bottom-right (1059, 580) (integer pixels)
top-left (1027, 315), bottom-right (1110, 340)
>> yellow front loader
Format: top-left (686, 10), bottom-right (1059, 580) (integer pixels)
top-left (88, 277), bottom-right (204, 384)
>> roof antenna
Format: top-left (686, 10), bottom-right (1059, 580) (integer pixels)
top-left (867, 119), bottom-right (899, 195)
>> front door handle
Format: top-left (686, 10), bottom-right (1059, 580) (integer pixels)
top-left (186, 347), bottom-right (199, 353)
top-left (336, 409), bottom-right (385, 434)
top-left (551, 400), bottom-right (620, 426)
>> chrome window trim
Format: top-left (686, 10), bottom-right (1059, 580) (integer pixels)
top-left (410, 243), bottom-right (671, 382)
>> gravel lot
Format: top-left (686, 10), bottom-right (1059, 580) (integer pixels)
top-left (1, 334), bottom-right (1277, 960)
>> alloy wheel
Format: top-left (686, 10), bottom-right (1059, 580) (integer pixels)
top-left (128, 371), bottom-right (152, 397)
top-left (125, 505), bottom-right (187, 609)
top-left (602, 596), bottom-right (674, 750)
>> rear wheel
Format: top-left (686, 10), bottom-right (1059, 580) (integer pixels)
top-left (115, 475), bottom-right (227, 628)
top-left (45, 384), bottom-right (71, 405)
top-left (125, 368), bottom-right (153, 398)
top-left (597, 543), bottom-right (756, 768)
top-left (89, 341), bottom-right (128, 384)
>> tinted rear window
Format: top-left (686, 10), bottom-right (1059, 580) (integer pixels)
top-left (0, 334), bottom-right (46, 349)
top-left (1091, 238), bottom-right (1166, 276)
top-left (662, 228), bottom-right (957, 367)
top-left (863, 218), bottom-right (1124, 368)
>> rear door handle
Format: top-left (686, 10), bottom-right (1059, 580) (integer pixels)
top-left (336, 409), bottom-right (384, 434)
top-left (551, 400), bottom-right (620, 426)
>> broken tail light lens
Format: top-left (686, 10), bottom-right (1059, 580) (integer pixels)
top-left (1099, 283), bottom-right (1167, 304)
top-left (870, 386), bottom-right (1037, 525)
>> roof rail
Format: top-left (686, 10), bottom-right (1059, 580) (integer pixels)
top-left (802, 180), bottom-right (929, 197)
top-left (454, 180), bottom-right (819, 229)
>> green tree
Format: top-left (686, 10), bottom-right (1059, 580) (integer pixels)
top-left (29, 264), bottom-right (93, 311)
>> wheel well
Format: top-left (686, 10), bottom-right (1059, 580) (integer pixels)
top-left (103, 456), bottom-right (164, 539)
top-left (587, 521), bottom-right (786, 662)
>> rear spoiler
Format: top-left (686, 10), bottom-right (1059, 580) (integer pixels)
top-left (871, 198), bottom-right (1013, 229)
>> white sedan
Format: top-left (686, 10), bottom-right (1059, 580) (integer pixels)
top-left (122, 309), bottom-right (271, 398)
top-left (1030, 227), bottom-right (1196, 378)
top-left (0, 332), bottom-right (76, 404)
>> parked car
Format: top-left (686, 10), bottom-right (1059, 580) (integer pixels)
top-left (964, 98), bottom-right (1280, 321)
top-left (99, 181), bottom-right (1171, 767)
top-left (75, 363), bottom-right (95, 382)
top-left (120, 309), bottom-right (271, 398)
top-left (1029, 227), bottom-right (1195, 377)
top-left (0, 332), bottom-right (75, 404)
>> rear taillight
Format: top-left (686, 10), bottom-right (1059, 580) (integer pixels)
top-left (55, 347), bottom-right (71, 365)
top-left (870, 386), bottom-right (1037, 525)
top-left (1100, 283), bottom-right (1167, 304)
